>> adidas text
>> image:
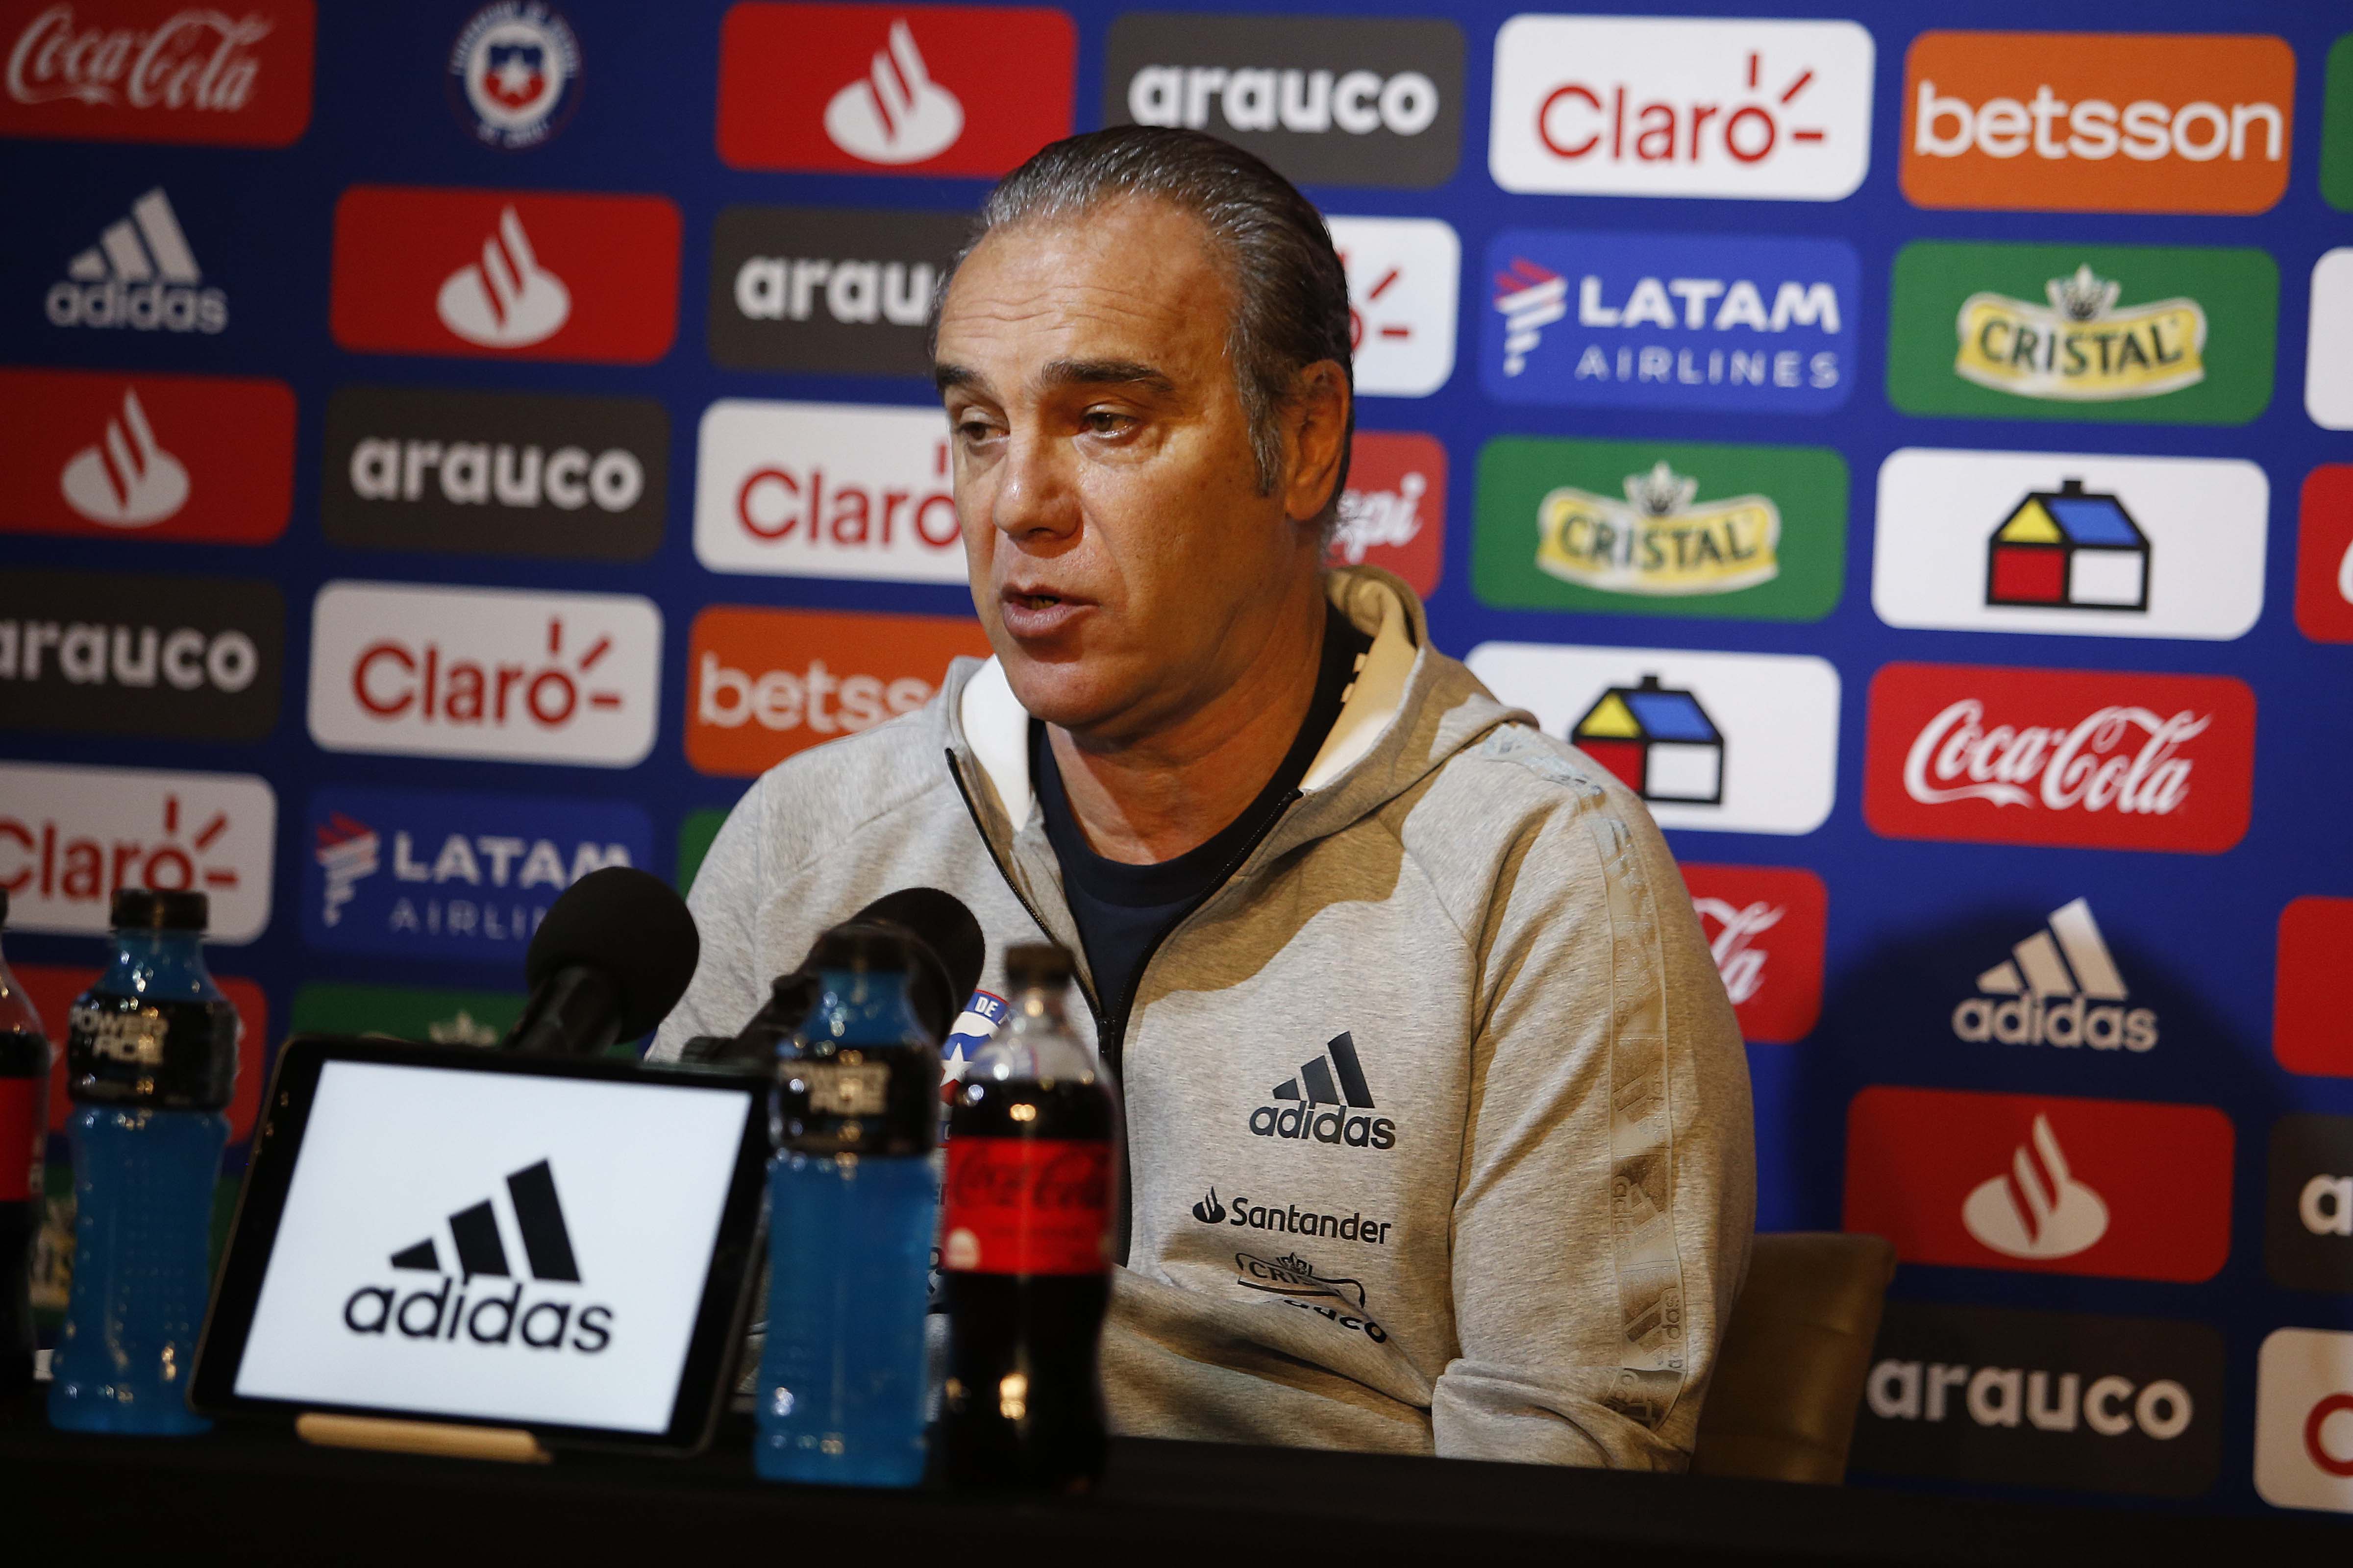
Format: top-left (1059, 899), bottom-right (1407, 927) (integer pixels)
top-left (341, 1278), bottom-right (613, 1354)
top-left (1247, 1103), bottom-right (1396, 1149)
top-left (1952, 994), bottom-right (2155, 1052)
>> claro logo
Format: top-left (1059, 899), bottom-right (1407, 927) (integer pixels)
top-left (1489, 15), bottom-right (1873, 201)
top-left (307, 582), bottom-right (662, 768)
top-left (1, 0), bottom-right (314, 146)
top-left (1901, 31), bottom-right (2293, 215)
top-left (686, 604), bottom-right (991, 777)
top-left (694, 399), bottom-right (962, 583)
top-left (1105, 12), bottom-right (1462, 189)
top-left (0, 760), bottom-right (274, 941)
top-left (1863, 662), bottom-right (2255, 854)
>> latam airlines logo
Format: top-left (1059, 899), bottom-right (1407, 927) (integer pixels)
top-left (1953, 899), bottom-right (2155, 1054)
top-left (1248, 1032), bottom-right (1395, 1151)
top-left (302, 785), bottom-right (650, 962)
top-left (1105, 12), bottom-right (1463, 189)
top-left (343, 1160), bottom-right (613, 1355)
top-left (307, 582), bottom-right (662, 768)
top-left (694, 399), bottom-right (962, 583)
top-left (331, 186), bottom-right (680, 365)
top-left (1, 1), bottom-right (314, 146)
top-left (1843, 1087), bottom-right (2232, 1282)
top-left (45, 186), bottom-right (223, 332)
top-left (1481, 230), bottom-right (1856, 413)
top-left (1489, 16), bottom-right (1873, 201)
top-left (1863, 662), bottom-right (2255, 854)
top-left (0, 368), bottom-right (294, 544)
top-left (716, 4), bottom-right (1074, 177)
top-left (0, 760), bottom-right (274, 941)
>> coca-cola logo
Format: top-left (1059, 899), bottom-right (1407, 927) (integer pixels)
top-left (1681, 863), bottom-right (1825, 1044)
top-left (1, 0), bottom-right (312, 144)
top-left (1865, 663), bottom-right (2254, 853)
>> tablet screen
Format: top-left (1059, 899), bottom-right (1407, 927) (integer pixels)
top-left (233, 1059), bottom-right (751, 1434)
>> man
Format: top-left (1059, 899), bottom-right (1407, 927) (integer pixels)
top-left (655, 126), bottom-right (1754, 1468)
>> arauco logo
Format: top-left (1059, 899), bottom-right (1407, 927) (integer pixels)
top-left (342, 1159), bottom-right (613, 1353)
top-left (1248, 1032), bottom-right (1395, 1150)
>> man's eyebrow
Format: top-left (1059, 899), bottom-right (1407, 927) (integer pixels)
top-left (1040, 358), bottom-right (1176, 393)
top-left (934, 362), bottom-right (986, 395)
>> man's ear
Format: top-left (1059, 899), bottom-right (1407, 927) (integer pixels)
top-left (1281, 359), bottom-right (1352, 526)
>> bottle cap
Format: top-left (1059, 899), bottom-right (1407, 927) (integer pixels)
top-left (110, 888), bottom-right (209, 932)
top-left (1006, 941), bottom-right (1074, 988)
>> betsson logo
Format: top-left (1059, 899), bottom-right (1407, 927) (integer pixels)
top-left (0, 760), bottom-right (274, 941)
top-left (694, 400), bottom-right (962, 584)
top-left (2, 1), bottom-right (313, 146)
top-left (1248, 1032), bottom-right (1395, 1151)
top-left (1864, 663), bottom-right (2254, 854)
top-left (307, 582), bottom-right (661, 768)
top-left (343, 1160), bottom-right (612, 1356)
top-left (1953, 898), bottom-right (2155, 1054)
top-left (1902, 31), bottom-right (2293, 215)
top-left (1489, 16), bottom-right (1873, 200)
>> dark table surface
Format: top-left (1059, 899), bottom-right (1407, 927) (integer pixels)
top-left (0, 1391), bottom-right (2340, 1566)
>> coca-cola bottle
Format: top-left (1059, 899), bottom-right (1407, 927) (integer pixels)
top-left (938, 942), bottom-right (1118, 1491)
top-left (0, 889), bottom-right (52, 1397)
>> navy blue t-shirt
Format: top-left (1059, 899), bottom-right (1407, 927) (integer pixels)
top-left (1032, 605), bottom-right (1372, 1026)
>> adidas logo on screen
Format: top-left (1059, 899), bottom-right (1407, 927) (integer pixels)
top-left (1952, 898), bottom-right (2156, 1053)
top-left (1248, 1031), bottom-right (1396, 1150)
top-left (341, 1159), bottom-right (613, 1353)
top-left (47, 188), bottom-right (226, 334)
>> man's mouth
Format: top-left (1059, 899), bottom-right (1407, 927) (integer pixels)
top-left (998, 586), bottom-right (1091, 637)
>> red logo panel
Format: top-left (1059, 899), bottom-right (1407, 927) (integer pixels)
top-left (1844, 1086), bottom-right (2232, 1282)
top-left (2296, 466), bottom-right (2353, 645)
top-left (1864, 662), bottom-right (2254, 855)
top-left (1326, 430), bottom-right (1445, 598)
top-left (1680, 863), bottom-right (1826, 1045)
top-left (0, 368), bottom-right (292, 543)
top-left (717, 2), bottom-right (1075, 176)
top-left (14, 964), bottom-right (267, 1143)
top-left (0, 0), bottom-right (314, 146)
top-left (2276, 897), bottom-right (2353, 1078)
top-left (330, 186), bottom-right (680, 365)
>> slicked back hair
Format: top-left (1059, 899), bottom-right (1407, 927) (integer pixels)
top-left (934, 125), bottom-right (1355, 536)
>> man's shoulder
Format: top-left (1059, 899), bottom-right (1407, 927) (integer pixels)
top-left (732, 695), bottom-right (968, 869)
top-left (1390, 716), bottom-right (1674, 891)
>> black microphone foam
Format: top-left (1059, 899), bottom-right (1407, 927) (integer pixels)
top-left (850, 887), bottom-right (986, 1017)
top-left (524, 866), bottom-right (701, 1041)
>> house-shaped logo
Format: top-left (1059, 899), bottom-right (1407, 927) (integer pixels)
top-left (1571, 674), bottom-right (1725, 805)
top-left (1987, 480), bottom-right (2149, 613)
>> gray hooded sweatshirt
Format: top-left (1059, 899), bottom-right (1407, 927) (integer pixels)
top-left (652, 566), bottom-right (1755, 1469)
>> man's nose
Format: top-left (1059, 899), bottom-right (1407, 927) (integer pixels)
top-left (989, 426), bottom-right (1078, 541)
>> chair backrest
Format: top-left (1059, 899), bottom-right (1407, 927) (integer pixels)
top-left (1690, 1230), bottom-right (1897, 1485)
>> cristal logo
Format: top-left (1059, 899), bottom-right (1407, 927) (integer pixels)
top-left (437, 206), bottom-right (569, 348)
top-left (1902, 697), bottom-right (2204, 816)
top-left (60, 387), bottom-right (186, 526)
top-left (7, 4), bottom-right (272, 110)
top-left (823, 18), bottom-right (958, 164)
top-left (1248, 1032), bottom-right (1395, 1151)
top-left (1961, 1114), bottom-right (2109, 1261)
top-left (342, 1159), bottom-right (612, 1355)
top-left (0, 761), bottom-right (274, 941)
top-left (1953, 898), bottom-right (2155, 1053)
top-left (46, 186), bottom-right (224, 333)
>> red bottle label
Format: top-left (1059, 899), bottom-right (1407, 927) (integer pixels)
top-left (940, 1136), bottom-right (1112, 1276)
top-left (0, 1078), bottom-right (41, 1202)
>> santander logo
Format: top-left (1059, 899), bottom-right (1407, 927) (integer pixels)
top-left (1865, 663), bottom-right (2253, 854)
top-left (1, 2), bottom-right (312, 146)
top-left (60, 386), bottom-right (187, 526)
top-left (436, 205), bottom-right (569, 349)
top-left (825, 17), bottom-right (960, 164)
top-left (308, 582), bottom-right (661, 768)
top-left (1960, 1113), bottom-right (2109, 1260)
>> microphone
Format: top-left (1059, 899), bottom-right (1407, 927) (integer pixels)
top-left (680, 887), bottom-right (984, 1066)
top-left (504, 866), bottom-right (701, 1058)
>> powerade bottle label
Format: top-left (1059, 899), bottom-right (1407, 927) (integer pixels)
top-left (940, 1138), bottom-right (1114, 1275)
top-left (65, 996), bottom-right (236, 1109)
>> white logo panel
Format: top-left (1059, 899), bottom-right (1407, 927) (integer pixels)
top-left (1326, 215), bottom-right (1458, 397)
top-left (308, 582), bottom-right (661, 767)
top-left (0, 760), bottom-right (275, 942)
top-left (1489, 16), bottom-right (1873, 200)
top-left (1874, 448), bottom-right (2267, 641)
top-left (694, 399), bottom-right (965, 583)
top-left (2256, 1327), bottom-right (2353, 1513)
top-left (1463, 641), bottom-right (1839, 834)
top-left (2308, 249), bottom-right (2353, 431)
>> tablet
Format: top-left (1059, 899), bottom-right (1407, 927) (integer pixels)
top-left (192, 1035), bottom-right (769, 1455)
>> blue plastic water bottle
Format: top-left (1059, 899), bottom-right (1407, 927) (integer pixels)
top-left (756, 927), bottom-right (941, 1486)
top-left (49, 888), bottom-right (239, 1436)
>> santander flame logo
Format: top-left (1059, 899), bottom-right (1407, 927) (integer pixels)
top-left (824, 19), bottom-right (961, 165)
top-left (437, 206), bottom-right (570, 348)
top-left (1902, 698), bottom-right (2206, 816)
top-left (59, 386), bottom-right (187, 526)
top-left (1961, 1113), bottom-right (2109, 1260)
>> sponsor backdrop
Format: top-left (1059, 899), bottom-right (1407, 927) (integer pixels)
top-left (0, 0), bottom-right (2349, 1519)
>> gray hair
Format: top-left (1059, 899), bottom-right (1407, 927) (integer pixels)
top-left (934, 125), bottom-right (1354, 533)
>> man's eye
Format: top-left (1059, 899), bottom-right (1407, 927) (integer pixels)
top-left (1083, 410), bottom-right (1135, 434)
top-left (956, 420), bottom-right (999, 443)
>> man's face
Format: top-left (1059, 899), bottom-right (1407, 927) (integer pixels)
top-left (934, 197), bottom-right (1324, 740)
